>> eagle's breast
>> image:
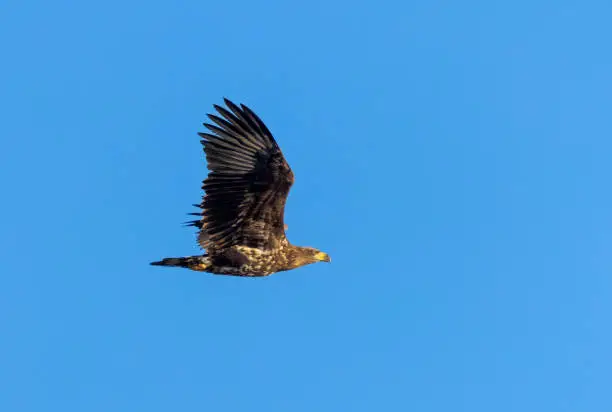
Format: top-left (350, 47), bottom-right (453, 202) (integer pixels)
top-left (233, 240), bottom-right (291, 276)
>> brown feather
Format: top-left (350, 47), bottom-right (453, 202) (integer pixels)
top-left (196, 99), bottom-right (294, 252)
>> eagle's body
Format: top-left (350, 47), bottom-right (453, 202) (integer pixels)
top-left (151, 99), bottom-right (330, 277)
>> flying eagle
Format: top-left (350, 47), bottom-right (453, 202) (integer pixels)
top-left (151, 99), bottom-right (331, 276)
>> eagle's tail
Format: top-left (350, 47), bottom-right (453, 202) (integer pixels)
top-left (150, 255), bottom-right (210, 271)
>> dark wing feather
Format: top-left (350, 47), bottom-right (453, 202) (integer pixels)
top-left (193, 98), bottom-right (294, 251)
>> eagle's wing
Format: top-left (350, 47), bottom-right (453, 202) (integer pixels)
top-left (192, 98), bottom-right (294, 251)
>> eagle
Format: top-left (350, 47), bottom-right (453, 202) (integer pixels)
top-left (151, 99), bottom-right (331, 277)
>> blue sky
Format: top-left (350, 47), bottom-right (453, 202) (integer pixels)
top-left (1, 0), bottom-right (611, 410)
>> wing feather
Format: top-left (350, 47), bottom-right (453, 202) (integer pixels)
top-left (192, 99), bottom-right (294, 251)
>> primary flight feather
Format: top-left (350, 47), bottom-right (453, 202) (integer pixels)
top-left (151, 99), bottom-right (331, 276)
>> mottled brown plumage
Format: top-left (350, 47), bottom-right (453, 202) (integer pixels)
top-left (151, 99), bottom-right (330, 277)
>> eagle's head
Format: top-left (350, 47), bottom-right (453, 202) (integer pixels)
top-left (298, 247), bottom-right (331, 264)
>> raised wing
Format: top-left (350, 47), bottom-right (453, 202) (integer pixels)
top-left (192, 99), bottom-right (294, 251)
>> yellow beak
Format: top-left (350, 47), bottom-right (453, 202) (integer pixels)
top-left (315, 252), bottom-right (331, 262)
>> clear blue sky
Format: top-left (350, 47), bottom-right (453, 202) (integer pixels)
top-left (1, 0), bottom-right (611, 410)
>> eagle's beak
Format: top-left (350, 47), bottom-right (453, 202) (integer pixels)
top-left (315, 252), bottom-right (331, 263)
